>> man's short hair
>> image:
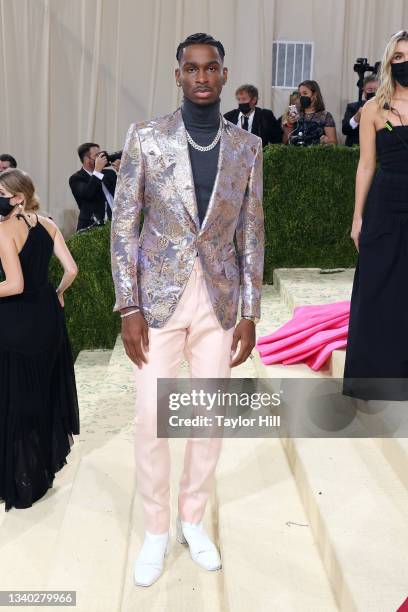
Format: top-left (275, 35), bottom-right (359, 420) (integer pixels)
top-left (77, 142), bottom-right (99, 163)
top-left (176, 33), bottom-right (225, 63)
top-left (235, 84), bottom-right (259, 103)
top-left (363, 74), bottom-right (379, 87)
top-left (0, 154), bottom-right (17, 168)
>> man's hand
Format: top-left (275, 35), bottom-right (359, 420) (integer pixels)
top-left (95, 152), bottom-right (108, 173)
top-left (353, 106), bottom-right (363, 124)
top-left (121, 310), bottom-right (149, 368)
top-left (112, 159), bottom-right (121, 173)
top-left (230, 319), bottom-right (256, 367)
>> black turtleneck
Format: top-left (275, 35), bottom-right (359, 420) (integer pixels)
top-left (181, 97), bottom-right (221, 227)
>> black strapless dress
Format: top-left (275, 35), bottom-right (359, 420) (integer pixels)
top-left (0, 214), bottom-right (79, 510)
top-left (344, 125), bottom-right (408, 399)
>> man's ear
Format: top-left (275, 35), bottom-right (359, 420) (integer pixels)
top-left (223, 67), bottom-right (228, 84)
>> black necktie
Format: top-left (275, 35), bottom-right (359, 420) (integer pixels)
top-left (242, 115), bottom-right (249, 131)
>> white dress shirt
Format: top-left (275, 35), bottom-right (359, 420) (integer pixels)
top-left (238, 109), bottom-right (255, 132)
top-left (83, 167), bottom-right (114, 220)
top-left (349, 116), bottom-right (359, 130)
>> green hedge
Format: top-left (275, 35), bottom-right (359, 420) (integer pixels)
top-left (48, 223), bottom-right (120, 361)
top-left (262, 144), bottom-right (359, 282)
top-left (44, 144), bottom-right (360, 358)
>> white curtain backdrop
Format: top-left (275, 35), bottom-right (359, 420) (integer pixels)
top-left (0, 0), bottom-right (407, 234)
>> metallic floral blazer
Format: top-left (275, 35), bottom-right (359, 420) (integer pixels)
top-left (111, 107), bottom-right (264, 330)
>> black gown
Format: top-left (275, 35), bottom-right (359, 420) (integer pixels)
top-left (344, 125), bottom-right (408, 399)
top-left (0, 213), bottom-right (79, 510)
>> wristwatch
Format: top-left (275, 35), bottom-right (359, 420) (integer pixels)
top-left (242, 315), bottom-right (259, 324)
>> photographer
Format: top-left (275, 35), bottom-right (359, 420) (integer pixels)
top-left (342, 75), bottom-right (379, 146)
top-left (0, 154), bottom-right (17, 171)
top-left (69, 142), bottom-right (121, 231)
top-left (284, 80), bottom-right (337, 146)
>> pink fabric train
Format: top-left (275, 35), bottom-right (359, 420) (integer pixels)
top-left (256, 301), bottom-right (350, 371)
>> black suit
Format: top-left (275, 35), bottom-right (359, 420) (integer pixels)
top-left (224, 106), bottom-right (282, 147)
top-left (69, 167), bottom-right (117, 230)
top-left (342, 100), bottom-right (365, 147)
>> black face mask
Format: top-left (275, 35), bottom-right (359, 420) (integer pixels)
top-left (299, 95), bottom-right (312, 110)
top-left (238, 102), bottom-right (252, 114)
top-left (365, 91), bottom-right (376, 100)
top-left (0, 196), bottom-right (14, 217)
top-left (391, 60), bottom-right (408, 87)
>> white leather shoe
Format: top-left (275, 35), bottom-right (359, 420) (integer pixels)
top-left (176, 516), bottom-right (221, 571)
top-left (133, 530), bottom-right (171, 587)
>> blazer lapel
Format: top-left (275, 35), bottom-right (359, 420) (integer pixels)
top-left (200, 116), bottom-right (237, 234)
top-left (156, 108), bottom-right (200, 230)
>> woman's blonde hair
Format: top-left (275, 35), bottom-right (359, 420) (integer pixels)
top-left (376, 30), bottom-right (408, 111)
top-left (0, 168), bottom-right (40, 211)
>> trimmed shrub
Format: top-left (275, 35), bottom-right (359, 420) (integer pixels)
top-left (262, 144), bottom-right (359, 282)
top-left (48, 223), bottom-right (120, 360)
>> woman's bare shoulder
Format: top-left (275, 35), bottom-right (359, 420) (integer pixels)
top-left (361, 98), bottom-right (380, 119)
top-left (0, 215), bottom-right (19, 234)
top-left (0, 219), bottom-right (17, 246)
top-left (38, 215), bottom-right (59, 238)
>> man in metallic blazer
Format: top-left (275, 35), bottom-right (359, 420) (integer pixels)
top-left (111, 33), bottom-right (264, 587)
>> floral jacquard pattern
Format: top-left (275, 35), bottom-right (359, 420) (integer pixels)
top-left (111, 108), bottom-right (264, 330)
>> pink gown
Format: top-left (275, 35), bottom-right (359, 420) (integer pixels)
top-left (256, 301), bottom-right (350, 371)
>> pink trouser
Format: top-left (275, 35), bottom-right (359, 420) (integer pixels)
top-left (133, 256), bottom-right (235, 533)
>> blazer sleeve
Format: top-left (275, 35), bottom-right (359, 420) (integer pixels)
top-left (69, 173), bottom-right (102, 205)
top-left (110, 123), bottom-right (145, 312)
top-left (342, 103), bottom-right (359, 136)
top-left (235, 139), bottom-right (264, 319)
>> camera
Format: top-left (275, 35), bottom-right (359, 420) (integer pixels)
top-left (353, 58), bottom-right (381, 100)
top-left (99, 150), bottom-right (123, 164)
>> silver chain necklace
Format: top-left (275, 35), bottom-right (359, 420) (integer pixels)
top-left (185, 115), bottom-right (223, 152)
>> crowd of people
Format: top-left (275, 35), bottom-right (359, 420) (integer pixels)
top-left (228, 75), bottom-right (380, 148)
top-left (1, 26), bottom-right (408, 593)
top-left (0, 75), bottom-right (379, 232)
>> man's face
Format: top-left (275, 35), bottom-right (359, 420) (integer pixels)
top-left (364, 80), bottom-right (379, 98)
top-left (85, 146), bottom-right (100, 169)
top-left (0, 161), bottom-right (12, 172)
top-left (175, 44), bottom-right (227, 105)
top-left (236, 91), bottom-right (257, 110)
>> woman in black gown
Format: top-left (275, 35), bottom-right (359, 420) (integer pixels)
top-left (344, 30), bottom-right (408, 400)
top-left (0, 168), bottom-right (79, 510)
